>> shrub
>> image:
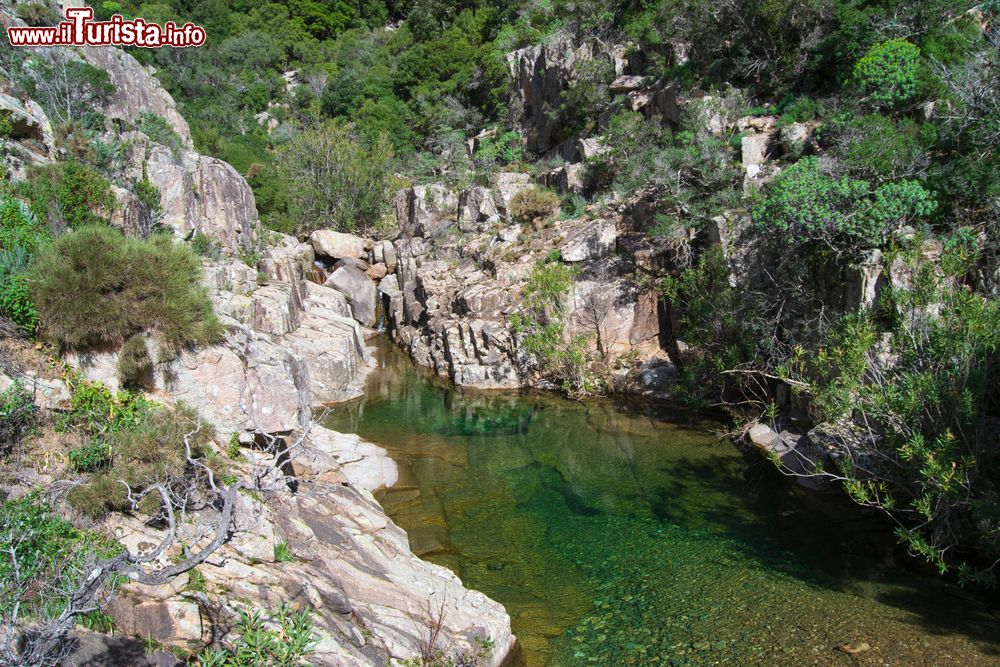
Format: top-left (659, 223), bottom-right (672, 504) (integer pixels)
top-left (190, 231), bottom-right (220, 259)
top-left (195, 605), bottom-right (317, 667)
top-left (752, 157), bottom-right (935, 251)
top-left (0, 379), bottom-right (36, 455)
top-left (584, 111), bottom-right (740, 226)
top-left (0, 494), bottom-right (119, 619)
top-left (509, 187), bottom-right (560, 228)
top-left (510, 262), bottom-right (595, 395)
top-left (137, 112), bottom-right (184, 155)
top-left (0, 196), bottom-right (46, 254)
top-left (117, 334), bottom-right (154, 389)
top-left (275, 120), bottom-right (394, 236)
top-left (68, 439), bottom-right (114, 473)
top-left (62, 378), bottom-right (148, 474)
top-left (26, 161), bottom-right (115, 229)
top-left (0, 272), bottom-right (38, 334)
top-left (776, 95), bottom-right (819, 126)
top-left (29, 225), bottom-right (223, 358)
top-left (662, 247), bottom-right (778, 405)
top-left (14, 2), bottom-right (61, 26)
top-left (797, 241), bottom-right (1000, 585)
top-left (67, 400), bottom-right (213, 520)
top-left (474, 130), bottom-right (523, 170)
top-left (0, 196), bottom-right (45, 334)
top-left (826, 114), bottom-right (930, 181)
top-left (852, 39), bottom-right (922, 108)
top-left (61, 377), bottom-right (150, 438)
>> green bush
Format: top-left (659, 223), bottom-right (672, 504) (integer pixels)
top-left (137, 112), bottom-right (184, 155)
top-left (509, 187), bottom-right (560, 228)
top-left (852, 39), bottom-right (922, 108)
top-left (29, 225), bottom-right (223, 358)
top-left (66, 399), bottom-right (213, 520)
top-left (559, 194), bottom-right (587, 221)
top-left (0, 196), bottom-right (46, 254)
top-left (662, 247), bottom-right (777, 405)
top-left (0, 494), bottom-right (119, 619)
top-left (195, 605), bottom-right (317, 667)
top-left (0, 196), bottom-right (46, 333)
top-left (0, 271), bottom-right (38, 334)
top-left (826, 114), bottom-right (930, 181)
top-left (585, 111), bottom-right (740, 226)
top-left (510, 262), bottom-right (596, 395)
top-left (61, 376), bottom-right (150, 438)
top-left (776, 95), bottom-right (819, 126)
top-left (752, 157), bottom-right (935, 251)
top-left (474, 130), bottom-right (523, 170)
top-left (275, 120), bottom-right (394, 236)
top-left (26, 161), bottom-right (115, 229)
top-left (799, 240), bottom-right (1000, 585)
top-left (190, 231), bottom-right (220, 259)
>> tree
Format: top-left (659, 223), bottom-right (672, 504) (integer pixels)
top-left (574, 262), bottom-right (617, 362)
top-left (18, 49), bottom-right (114, 126)
top-left (275, 120), bottom-right (394, 236)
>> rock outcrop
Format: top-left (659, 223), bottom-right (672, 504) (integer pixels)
top-left (115, 132), bottom-right (259, 252)
top-left (81, 46), bottom-right (193, 148)
top-left (63, 249), bottom-right (519, 664)
top-left (34, 38), bottom-right (519, 664)
top-left (0, 90), bottom-right (54, 177)
top-left (103, 417), bottom-right (514, 667)
top-left (385, 175), bottom-right (672, 390)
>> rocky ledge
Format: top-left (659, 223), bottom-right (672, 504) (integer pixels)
top-left (376, 176), bottom-right (674, 392)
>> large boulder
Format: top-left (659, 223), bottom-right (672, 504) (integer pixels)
top-left (168, 320), bottom-right (311, 434)
top-left (325, 265), bottom-right (378, 327)
top-left (310, 230), bottom-right (367, 259)
top-left (260, 232), bottom-right (316, 283)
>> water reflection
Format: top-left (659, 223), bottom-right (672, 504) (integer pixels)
top-left (323, 340), bottom-right (1000, 667)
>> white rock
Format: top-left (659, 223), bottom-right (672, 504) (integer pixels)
top-left (310, 230), bottom-right (367, 259)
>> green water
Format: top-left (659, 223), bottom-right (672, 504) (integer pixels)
top-left (323, 342), bottom-right (1000, 667)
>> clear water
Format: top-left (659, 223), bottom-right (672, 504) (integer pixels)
top-left (323, 341), bottom-right (1000, 667)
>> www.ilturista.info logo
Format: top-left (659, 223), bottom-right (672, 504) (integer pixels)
top-left (7, 7), bottom-right (205, 48)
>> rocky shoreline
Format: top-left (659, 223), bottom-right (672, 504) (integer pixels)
top-left (0, 16), bottom-right (519, 664)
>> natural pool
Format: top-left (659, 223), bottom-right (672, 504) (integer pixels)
top-left (324, 342), bottom-right (1000, 667)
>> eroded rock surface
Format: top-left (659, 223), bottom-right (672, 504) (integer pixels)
top-left (385, 175), bottom-right (672, 390)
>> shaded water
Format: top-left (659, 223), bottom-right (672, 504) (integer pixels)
top-left (323, 342), bottom-right (1000, 667)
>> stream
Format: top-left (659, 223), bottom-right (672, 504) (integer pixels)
top-left (323, 340), bottom-right (1000, 666)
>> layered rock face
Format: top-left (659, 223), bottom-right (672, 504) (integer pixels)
top-left (80, 46), bottom-right (194, 148)
top-left (384, 177), bottom-right (673, 391)
top-left (66, 245), bottom-right (518, 664)
top-left (105, 422), bottom-right (514, 667)
top-left (506, 35), bottom-right (680, 161)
